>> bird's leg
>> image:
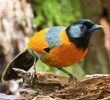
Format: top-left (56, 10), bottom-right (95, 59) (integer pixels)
top-left (58, 67), bottom-right (77, 87)
top-left (30, 57), bottom-right (38, 83)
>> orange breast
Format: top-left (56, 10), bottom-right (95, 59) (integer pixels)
top-left (41, 29), bottom-right (88, 68)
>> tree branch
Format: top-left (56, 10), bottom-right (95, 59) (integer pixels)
top-left (11, 68), bottom-right (110, 100)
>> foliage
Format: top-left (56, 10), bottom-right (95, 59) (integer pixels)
top-left (35, 0), bottom-right (82, 28)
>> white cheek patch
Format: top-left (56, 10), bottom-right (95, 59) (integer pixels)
top-left (69, 25), bottom-right (82, 38)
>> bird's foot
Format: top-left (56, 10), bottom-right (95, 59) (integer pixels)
top-left (30, 70), bottom-right (38, 84)
top-left (57, 68), bottom-right (77, 87)
top-left (68, 74), bottom-right (77, 87)
top-left (62, 74), bottom-right (77, 87)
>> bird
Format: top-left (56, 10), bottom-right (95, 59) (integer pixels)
top-left (2, 19), bottom-right (102, 86)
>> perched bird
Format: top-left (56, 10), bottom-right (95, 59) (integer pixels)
top-left (2, 19), bottom-right (102, 86)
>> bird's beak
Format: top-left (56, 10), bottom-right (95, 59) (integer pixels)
top-left (94, 25), bottom-right (103, 30)
top-left (88, 25), bottom-right (103, 33)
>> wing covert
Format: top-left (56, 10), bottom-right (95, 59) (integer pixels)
top-left (27, 29), bottom-right (49, 54)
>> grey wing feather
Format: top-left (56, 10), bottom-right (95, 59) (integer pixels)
top-left (45, 26), bottom-right (66, 48)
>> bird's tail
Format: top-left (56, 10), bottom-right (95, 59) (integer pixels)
top-left (2, 48), bottom-right (34, 81)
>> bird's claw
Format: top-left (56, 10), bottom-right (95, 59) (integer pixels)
top-left (62, 75), bottom-right (77, 87)
top-left (30, 70), bottom-right (37, 84)
top-left (68, 75), bottom-right (77, 87)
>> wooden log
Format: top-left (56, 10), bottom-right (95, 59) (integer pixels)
top-left (10, 68), bottom-right (110, 100)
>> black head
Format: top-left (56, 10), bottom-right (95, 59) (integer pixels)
top-left (66, 19), bottom-right (103, 49)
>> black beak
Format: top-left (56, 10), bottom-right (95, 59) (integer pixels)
top-left (88, 25), bottom-right (103, 33)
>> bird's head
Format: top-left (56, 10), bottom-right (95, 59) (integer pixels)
top-left (66, 19), bottom-right (103, 49)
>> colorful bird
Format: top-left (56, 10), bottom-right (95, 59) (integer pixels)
top-left (2, 19), bottom-right (102, 86)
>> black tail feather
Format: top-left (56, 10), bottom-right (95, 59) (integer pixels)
top-left (2, 49), bottom-right (35, 81)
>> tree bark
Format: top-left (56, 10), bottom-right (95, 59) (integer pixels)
top-left (5, 68), bottom-right (110, 100)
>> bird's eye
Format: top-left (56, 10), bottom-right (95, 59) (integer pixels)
top-left (80, 25), bottom-right (85, 30)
